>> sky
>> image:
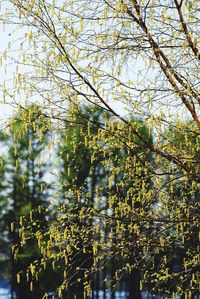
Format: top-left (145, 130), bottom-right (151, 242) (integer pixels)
top-left (0, 23), bottom-right (127, 132)
top-left (0, 0), bottom-right (134, 132)
top-left (0, 18), bottom-right (16, 125)
top-left (0, 0), bottom-right (181, 131)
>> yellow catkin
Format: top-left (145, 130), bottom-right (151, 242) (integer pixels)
top-left (17, 273), bottom-right (20, 284)
top-left (10, 222), bottom-right (14, 232)
top-left (30, 281), bottom-right (33, 291)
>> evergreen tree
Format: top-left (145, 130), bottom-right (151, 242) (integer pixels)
top-left (0, 132), bottom-right (10, 282)
top-left (144, 122), bottom-right (199, 297)
top-left (57, 105), bottom-right (107, 298)
top-left (0, 105), bottom-right (61, 298)
top-left (58, 106), bottom-right (154, 298)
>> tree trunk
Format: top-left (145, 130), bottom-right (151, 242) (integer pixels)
top-left (95, 270), bottom-right (100, 299)
top-left (128, 268), bottom-right (141, 299)
top-left (111, 256), bottom-right (115, 299)
top-left (10, 178), bottom-right (17, 299)
top-left (103, 266), bottom-right (107, 299)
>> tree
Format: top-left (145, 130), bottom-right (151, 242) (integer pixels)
top-left (0, 105), bottom-right (63, 298)
top-left (40, 105), bottom-right (154, 298)
top-left (149, 121), bottom-right (199, 296)
top-left (0, 132), bottom-right (10, 282)
top-left (57, 106), bottom-right (94, 299)
top-left (7, 105), bottom-right (50, 299)
top-left (1, 0), bottom-right (200, 297)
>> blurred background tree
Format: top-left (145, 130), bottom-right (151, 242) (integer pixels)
top-left (0, 105), bottom-right (64, 298)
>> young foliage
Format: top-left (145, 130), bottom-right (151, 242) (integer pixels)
top-left (0, 0), bottom-right (200, 297)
